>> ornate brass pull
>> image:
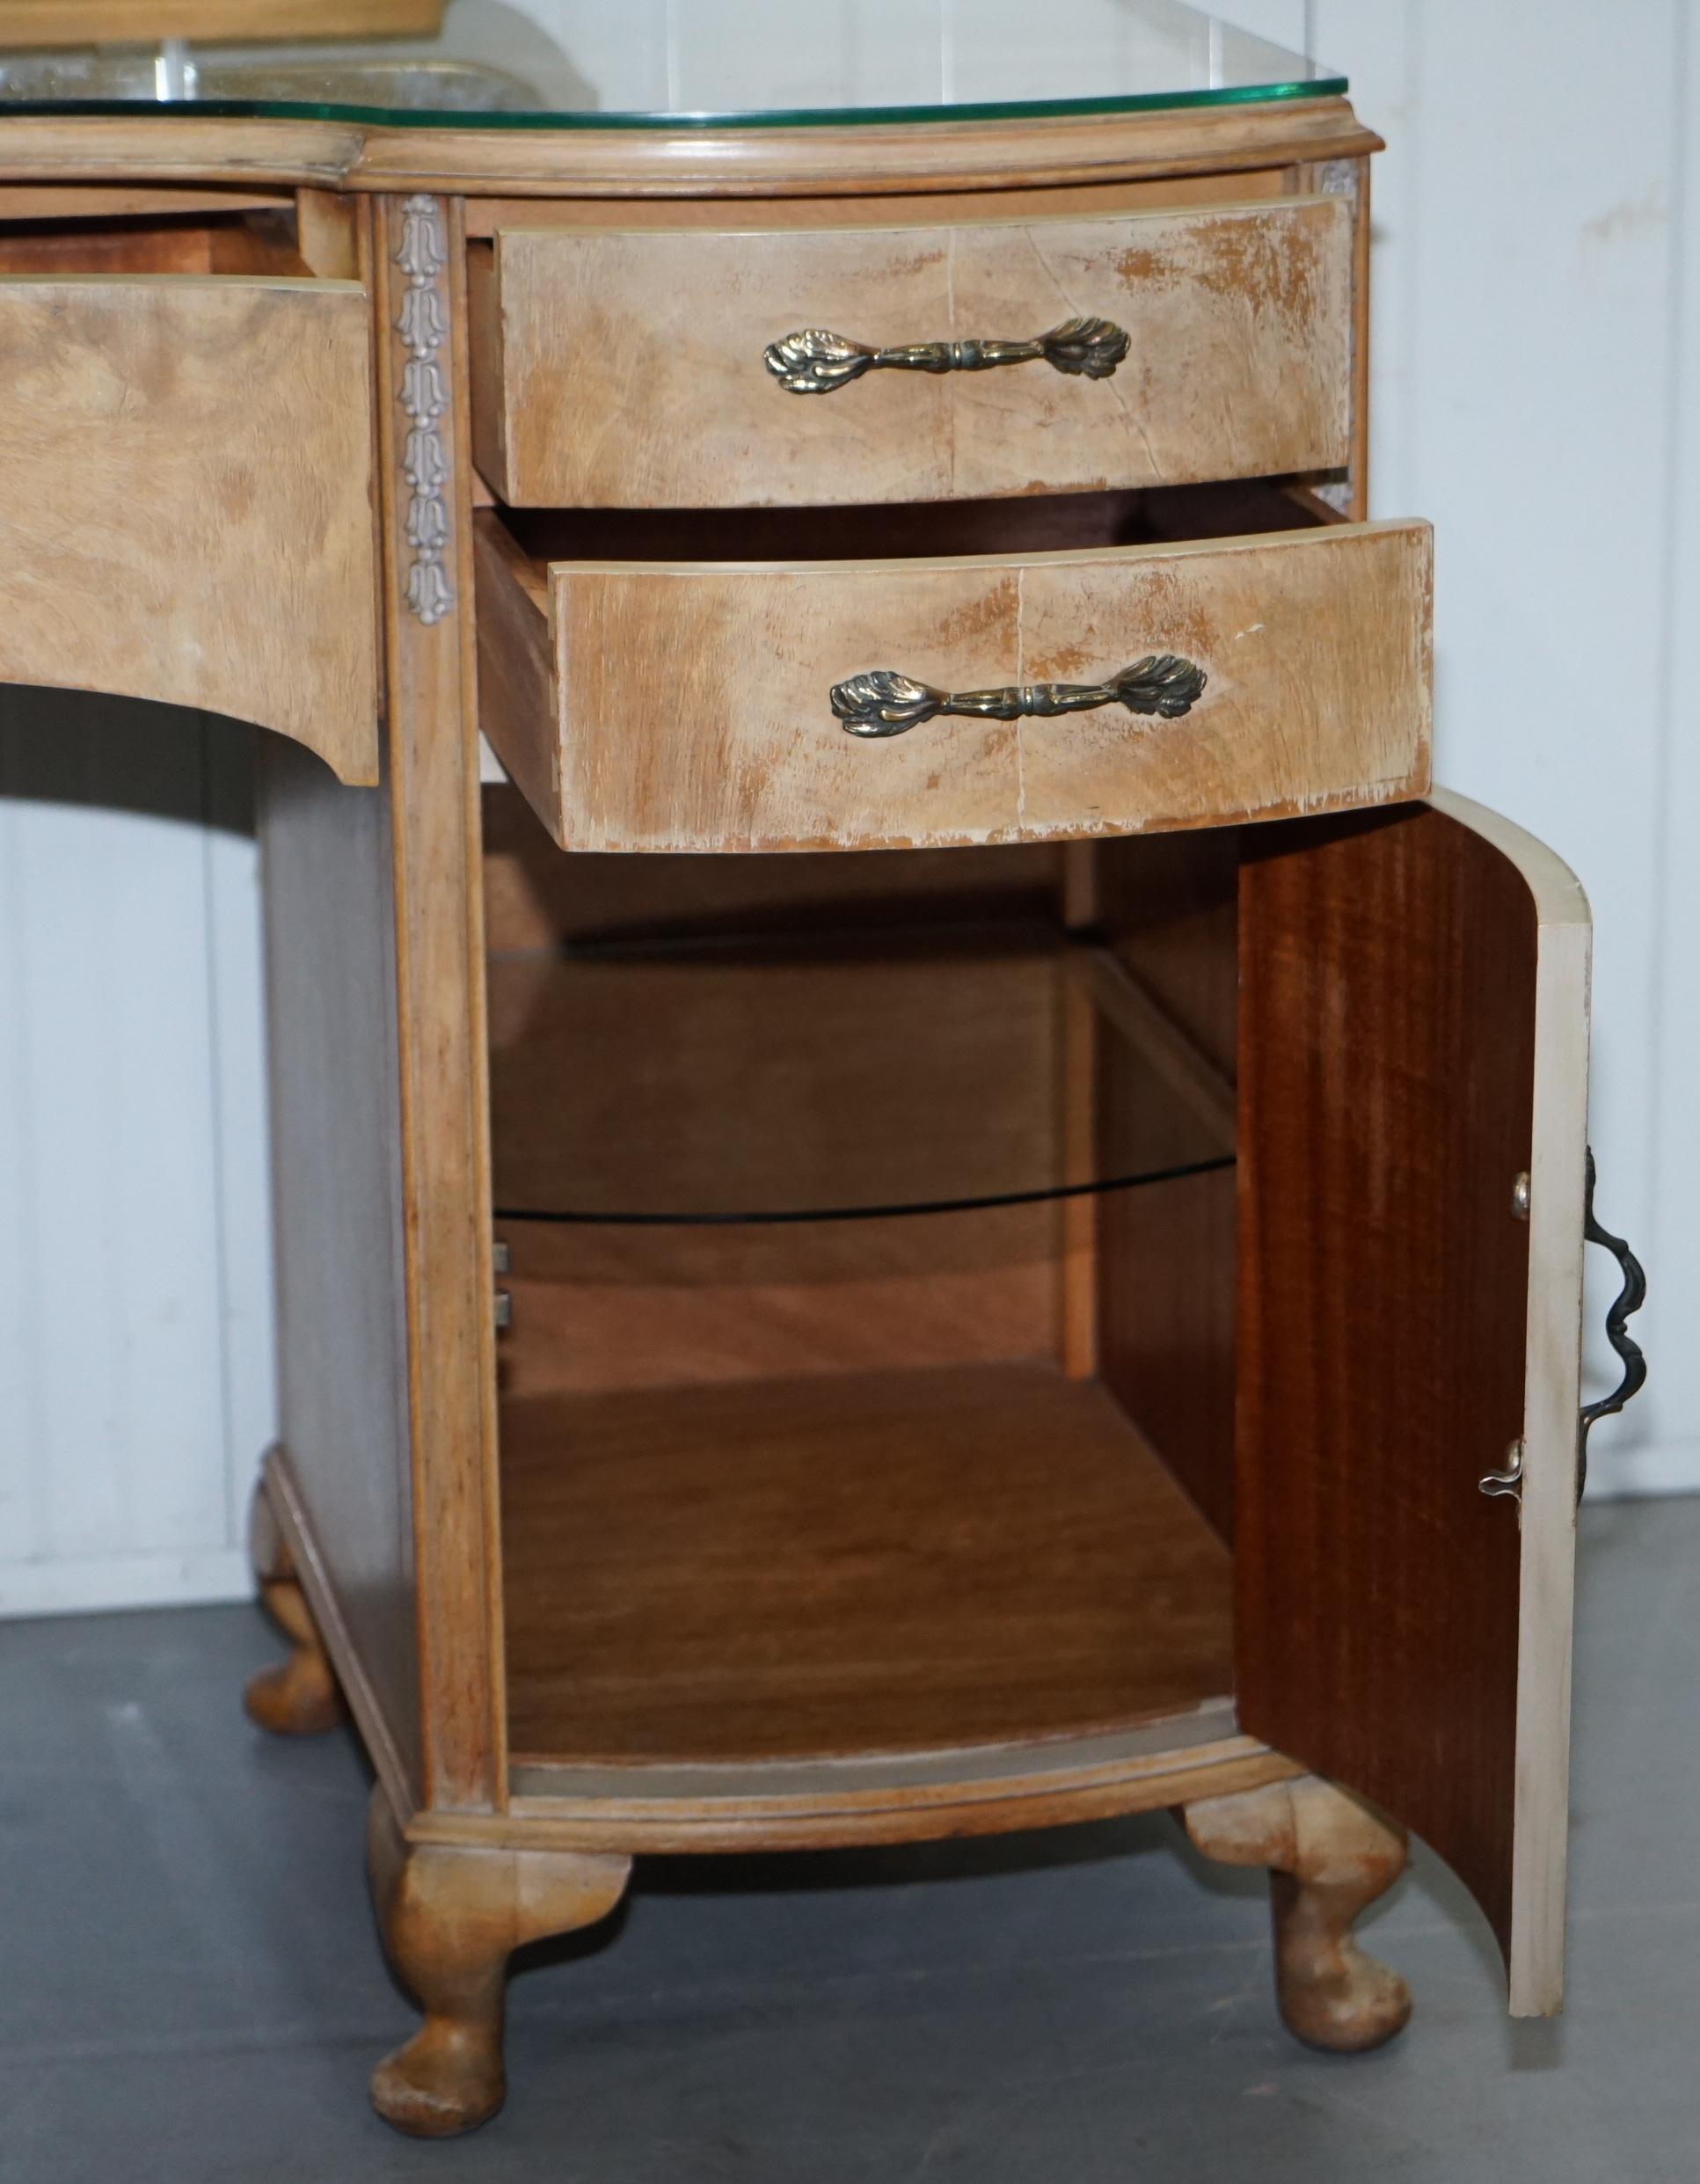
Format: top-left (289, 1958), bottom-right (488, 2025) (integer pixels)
top-left (765, 316), bottom-right (1130, 395)
top-left (831, 655), bottom-right (1207, 739)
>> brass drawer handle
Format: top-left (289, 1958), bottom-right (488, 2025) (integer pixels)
top-left (831, 655), bottom-right (1207, 739)
top-left (766, 315), bottom-right (1130, 395)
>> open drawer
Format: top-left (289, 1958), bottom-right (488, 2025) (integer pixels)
top-left (0, 213), bottom-right (378, 782)
top-left (474, 486), bottom-right (1432, 853)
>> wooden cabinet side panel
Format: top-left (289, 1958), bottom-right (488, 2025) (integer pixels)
top-left (1099, 1169), bottom-right (1235, 1543)
top-left (259, 736), bottom-right (420, 1797)
top-left (0, 276), bottom-right (379, 781)
top-left (1094, 830), bottom-right (1240, 1543)
top-left (1235, 803), bottom-right (1543, 1968)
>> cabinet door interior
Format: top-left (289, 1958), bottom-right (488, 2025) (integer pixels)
top-left (1235, 795), bottom-right (1590, 2017)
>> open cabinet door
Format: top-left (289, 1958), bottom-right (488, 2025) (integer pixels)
top-left (1236, 791), bottom-right (1590, 2016)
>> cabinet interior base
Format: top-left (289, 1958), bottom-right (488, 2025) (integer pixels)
top-left (501, 1359), bottom-right (1235, 1771)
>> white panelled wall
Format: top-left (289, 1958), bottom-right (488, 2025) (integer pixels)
top-left (0, 701), bottom-right (274, 1611)
top-left (0, 1), bottom-right (1691, 1614)
top-left (1306, 0), bottom-right (1695, 1495)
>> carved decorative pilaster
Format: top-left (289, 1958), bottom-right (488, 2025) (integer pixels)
top-left (393, 194), bottom-right (454, 626)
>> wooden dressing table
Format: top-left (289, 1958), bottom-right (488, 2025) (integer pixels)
top-left (0, 0), bottom-right (1646, 2139)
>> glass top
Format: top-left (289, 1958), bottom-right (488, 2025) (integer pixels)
top-left (0, 0), bottom-right (1340, 130)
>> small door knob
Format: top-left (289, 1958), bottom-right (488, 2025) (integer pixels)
top-left (1479, 1440), bottom-right (1524, 1504)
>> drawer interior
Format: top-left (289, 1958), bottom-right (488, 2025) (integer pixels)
top-left (0, 205), bottom-right (317, 278)
top-left (484, 790), bottom-right (1237, 1769)
top-left (488, 474), bottom-right (1329, 566)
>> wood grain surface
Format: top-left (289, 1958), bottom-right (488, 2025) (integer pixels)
top-left (481, 778), bottom-right (1068, 954)
top-left (257, 737), bottom-right (420, 1801)
top-left (482, 808), bottom-right (1082, 1395)
top-left (1094, 826), bottom-right (1242, 1075)
top-left (460, 167), bottom-right (1310, 244)
top-left (1432, 789), bottom-right (1593, 2018)
top-left (471, 195), bottom-right (1351, 508)
top-left (1235, 800), bottom-right (1587, 2013)
top-left (483, 907), bottom-right (1227, 1395)
top-left (500, 1362), bottom-right (1235, 1766)
top-left (0, 0), bottom-right (441, 40)
top-left (1094, 830), bottom-right (1241, 1544)
top-left (1181, 1774), bottom-right (1412, 2052)
top-left (0, 185), bottom-right (292, 220)
top-left (459, 165), bottom-right (1298, 238)
top-left (476, 510), bottom-right (1431, 853)
top-left (0, 211), bottom-right (297, 274)
top-left (0, 99), bottom-right (1380, 198)
top-left (374, 194), bottom-right (507, 1812)
top-left (367, 1786), bottom-right (628, 2138)
top-left (0, 272), bottom-right (377, 776)
top-left (244, 1567), bottom-right (347, 1738)
top-left (490, 1714), bottom-right (1300, 1853)
top-left (486, 930), bottom-right (1065, 1223)
top-left (494, 1208), bottom-right (1062, 1400)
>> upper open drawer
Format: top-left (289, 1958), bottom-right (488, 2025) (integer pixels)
top-left (474, 489), bottom-right (1431, 854)
top-left (469, 195), bottom-right (1353, 511)
top-left (0, 229), bottom-right (378, 783)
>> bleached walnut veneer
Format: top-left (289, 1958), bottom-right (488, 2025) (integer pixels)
top-left (0, 0), bottom-right (1645, 2141)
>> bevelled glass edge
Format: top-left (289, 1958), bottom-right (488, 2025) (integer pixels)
top-left (0, 76), bottom-right (1347, 133)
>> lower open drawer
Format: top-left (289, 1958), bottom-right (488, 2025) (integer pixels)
top-left (474, 484), bottom-right (1432, 853)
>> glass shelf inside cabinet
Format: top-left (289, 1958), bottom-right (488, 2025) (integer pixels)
top-left (489, 923), bottom-right (1235, 1229)
top-left (0, 0), bottom-right (1340, 130)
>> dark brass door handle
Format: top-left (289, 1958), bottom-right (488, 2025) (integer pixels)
top-left (765, 315), bottom-right (1130, 395)
top-left (1577, 1147), bottom-right (1647, 1496)
top-left (1479, 1147), bottom-right (1648, 1508)
top-left (830, 655), bottom-right (1207, 738)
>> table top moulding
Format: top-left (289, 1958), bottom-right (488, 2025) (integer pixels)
top-left (0, 0), bottom-right (1377, 194)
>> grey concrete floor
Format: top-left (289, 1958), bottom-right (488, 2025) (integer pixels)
top-left (2, 1495), bottom-right (1696, 2183)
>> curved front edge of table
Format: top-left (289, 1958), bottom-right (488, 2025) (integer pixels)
top-left (0, 270), bottom-right (379, 783)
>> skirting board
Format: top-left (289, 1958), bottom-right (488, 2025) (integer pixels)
top-left (0, 1547), bottom-right (251, 1619)
top-left (1587, 1443), bottom-right (1700, 1499)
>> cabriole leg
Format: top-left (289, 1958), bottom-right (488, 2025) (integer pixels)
top-left (367, 1789), bottom-right (631, 2138)
top-left (1180, 1773), bottom-right (1412, 2053)
top-left (243, 1478), bottom-right (345, 1736)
